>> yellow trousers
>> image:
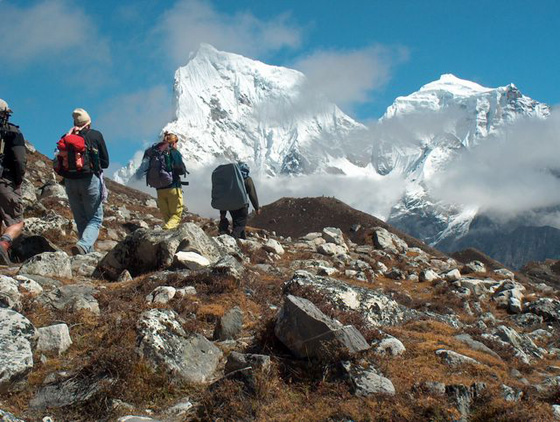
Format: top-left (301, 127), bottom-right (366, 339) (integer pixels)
top-left (157, 187), bottom-right (184, 229)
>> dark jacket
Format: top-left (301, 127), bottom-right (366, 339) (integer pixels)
top-left (244, 176), bottom-right (259, 211)
top-left (0, 122), bottom-right (26, 186)
top-left (63, 127), bottom-right (109, 179)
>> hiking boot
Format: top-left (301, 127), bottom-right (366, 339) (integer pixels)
top-left (0, 240), bottom-right (13, 266)
top-left (71, 244), bottom-right (87, 256)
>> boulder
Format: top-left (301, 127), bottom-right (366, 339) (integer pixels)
top-left (14, 275), bottom-right (43, 297)
top-left (494, 325), bottom-right (545, 363)
top-left (38, 284), bottom-right (100, 316)
top-left (214, 306), bottom-right (243, 341)
top-left (317, 242), bottom-right (347, 257)
top-left (372, 227), bottom-right (407, 254)
top-left (136, 309), bottom-right (222, 383)
top-left (18, 251), bottom-right (72, 279)
top-left (30, 372), bottom-right (115, 409)
top-left (213, 234), bottom-right (242, 257)
top-left (71, 252), bottom-right (105, 277)
top-left (225, 352), bottom-right (271, 375)
top-left (274, 295), bottom-right (369, 361)
top-left (285, 271), bottom-right (410, 327)
top-left (419, 269), bottom-right (439, 282)
top-left (36, 324), bottom-right (72, 356)
top-left (342, 362), bottom-right (395, 396)
top-left (526, 298), bottom-right (560, 324)
top-left (322, 227), bottom-right (346, 247)
top-left (435, 349), bottom-right (480, 367)
top-left (454, 334), bottom-right (500, 359)
top-left (146, 286), bottom-right (176, 304)
top-left (23, 213), bottom-right (71, 237)
top-left (10, 235), bottom-right (59, 263)
top-left (465, 260), bottom-right (486, 274)
top-left (95, 223), bottom-right (223, 280)
top-left (0, 308), bottom-right (37, 393)
top-left (0, 275), bottom-right (22, 311)
top-left (375, 337), bottom-right (406, 357)
top-left (443, 269), bottom-right (462, 282)
top-left (263, 239), bottom-right (285, 255)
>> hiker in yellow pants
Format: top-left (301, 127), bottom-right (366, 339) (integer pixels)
top-left (157, 187), bottom-right (184, 229)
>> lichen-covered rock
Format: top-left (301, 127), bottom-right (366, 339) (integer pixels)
top-left (372, 227), bottom-right (407, 254)
top-left (342, 362), bottom-right (395, 396)
top-left (38, 284), bottom-right (100, 316)
top-left (375, 337), bottom-right (406, 356)
top-left (18, 251), bottom-right (72, 279)
top-left (0, 275), bottom-right (22, 311)
top-left (322, 227), bottom-right (346, 247)
top-left (214, 306), bottom-right (243, 341)
top-left (95, 223), bottom-right (223, 281)
top-left (436, 349), bottom-right (480, 367)
top-left (146, 286), bottom-right (176, 304)
top-left (285, 271), bottom-right (410, 327)
top-left (136, 309), bottom-right (222, 383)
top-left (263, 239), bottom-right (285, 255)
top-left (0, 308), bottom-right (37, 393)
top-left (275, 295), bottom-right (369, 361)
top-left (526, 298), bottom-right (560, 324)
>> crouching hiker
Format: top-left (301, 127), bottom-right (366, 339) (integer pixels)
top-left (143, 132), bottom-right (188, 229)
top-left (0, 99), bottom-right (26, 265)
top-left (211, 162), bottom-right (260, 239)
top-left (54, 108), bottom-right (109, 255)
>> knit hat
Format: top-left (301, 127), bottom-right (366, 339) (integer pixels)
top-left (0, 99), bottom-right (12, 114)
top-left (72, 108), bottom-right (91, 127)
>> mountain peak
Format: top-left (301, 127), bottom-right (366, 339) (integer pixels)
top-left (420, 74), bottom-right (492, 95)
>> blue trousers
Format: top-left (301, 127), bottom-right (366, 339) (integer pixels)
top-left (65, 174), bottom-right (103, 253)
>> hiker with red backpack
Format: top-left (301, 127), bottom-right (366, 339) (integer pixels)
top-left (0, 99), bottom-right (27, 266)
top-left (54, 108), bottom-right (109, 255)
top-left (142, 132), bottom-right (188, 229)
top-left (212, 162), bottom-right (260, 239)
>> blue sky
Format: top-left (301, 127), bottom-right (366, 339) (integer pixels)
top-left (1, 0), bottom-right (558, 174)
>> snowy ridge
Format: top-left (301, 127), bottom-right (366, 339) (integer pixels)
top-left (114, 44), bottom-right (367, 184)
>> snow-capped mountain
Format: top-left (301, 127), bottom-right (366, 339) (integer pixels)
top-left (114, 44), bottom-right (368, 184)
top-left (380, 74), bottom-right (550, 247)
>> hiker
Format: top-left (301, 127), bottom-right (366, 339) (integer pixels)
top-left (217, 162), bottom-right (260, 239)
top-left (0, 99), bottom-right (26, 265)
top-left (143, 132), bottom-right (188, 230)
top-left (56, 108), bottom-right (109, 255)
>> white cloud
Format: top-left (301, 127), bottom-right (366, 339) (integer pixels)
top-left (427, 110), bottom-right (560, 218)
top-left (96, 85), bottom-right (174, 143)
top-left (155, 0), bottom-right (302, 66)
top-left (292, 45), bottom-right (409, 110)
top-left (0, 0), bottom-right (110, 65)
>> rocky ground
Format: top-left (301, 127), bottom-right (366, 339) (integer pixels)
top-left (1, 144), bottom-right (560, 422)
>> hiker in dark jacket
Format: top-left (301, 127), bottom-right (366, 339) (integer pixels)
top-left (148, 132), bottom-right (187, 230)
top-left (0, 99), bottom-right (26, 265)
top-left (219, 162), bottom-right (260, 239)
top-left (63, 108), bottom-right (109, 255)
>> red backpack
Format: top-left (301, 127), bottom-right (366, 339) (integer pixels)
top-left (53, 133), bottom-right (99, 176)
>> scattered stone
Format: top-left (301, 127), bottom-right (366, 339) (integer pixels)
top-left (465, 260), bottom-right (486, 274)
top-left (443, 269), bottom-right (461, 282)
top-left (38, 284), bottom-right (100, 316)
top-left (372, 227), bottom-right (407, 254)
top-left (526, 298), bottom-right (560, 324)
top-left (176, 286), bottom-right (197, 297)
top-left (322, 227), bottom-right (346, 247)
top-left (136, 309), bottom-right (222, 383)
top-left (454, 334), bottom-right (501, 359)
top-left (174, 251), bottom-right (211, 270)
top-left (263, 239), bottom-right (285, 255)
top-left (146, 286), bottom-right (176, 304)
top-left (342, 361), bottom-right (395, 396)
top-left (225, 352), bottom-right (272, 375)
top-left (419, 269), bottom-right (439, 282)
top-left (15, 275), bottom-right (43, 297)
top-left (317, 242), bottom-right (347, 257)
top-left (501, 384), bottom-right (522, 402)
top-left (375, 337), bottom-right (406, 356)
top-left (18, 251), bottom-right (73, 279)
top-left (0, 276), bottom-right (22, 311)
top-left (37, 324), bottom-right (72, 356)
top-left (117, 270), bottom-right (133, 282)
top-left (71, 252), bottom-right (105, 277)
top-left (0, 308), bottom-right (37, 393)
top-left (274, 295), bottom-right (370, 361)
top-left (435, 349), bottom-right (480, 367)
top-left (214, 234), bottom-right (242, 257)
top-left (214, 306), bottom-right (243, 341)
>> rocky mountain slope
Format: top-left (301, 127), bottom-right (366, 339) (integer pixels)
top-left (1, 144), bottom-right (560, 421)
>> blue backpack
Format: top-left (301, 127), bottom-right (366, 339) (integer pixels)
top-left (143, 143), bottom-right (173, 189)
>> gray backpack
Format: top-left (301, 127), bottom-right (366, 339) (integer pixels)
top-left (211, 163), bottom-right (249, 210)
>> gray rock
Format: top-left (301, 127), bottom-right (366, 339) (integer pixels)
top-left (225, 352), bottom-right (271, 375)
top-left (136, 309), bottom-right (222, 383)
top-left (443, 269), bottom-right (462, 281)
top-left (21, 179), bottom-right (38, 207)
top-left (446, 383), bottom-right (486, 421)
top-left (274, 295), bottom-right (370, 361)
top-left (95, 223), bottom-right (223, 281)
top-left (30, 372), bottom-right (115, 409)
top-left (213, 234), bottom-right (242, 257)
top-left (38, 284), bottom-right (100, 316)
top-left (39, 182), bottom-right (67, 200)
top-left (146, 286), bottom-right (176, 304)
top-left (526, 298), bottom-right (560, 324)
top-left (420, 381), bottom-right (446, 396)
top-left (501, 384), bottom-right (522, 402)
top-left (0, 409), bottom-right (25, 422)
top-left (263, 239), bottom-right (285, 255)
top-left (465, 260), bottom-right (486, 273)
top-left (317, 242), bottom-right (347, 257)
top-left (454, 334), bottom-right (501, 359)
top-left (214, 306), bottom-right (243, 341)
top-left (212, 255), bottom-right (245, 281)
top-left (553, 404), bottom-right (560, 420)
top-left (322, 227), bottom-right (346, 247)
top-left (512, 312), bottom-right (544, 328)
top-left (342, 362), bottom-right (395, 396)
top-left (71, 252), bottom-right (105, 277)
top-left (37, 324), bottom-right (72, 356)
top-left (117, 269), bottom-right (133, 282)
top-left (375, 337), bottom-right (406, 356)
top-left (419, 269), bottom-right (439, 282)
top-left (0, 275), bottom-right (22, 311)
top-left (23, 214), bottom-right (71, 237)
top-left (0, 308), bottom-right (37, 393)
top-left (19, 251), bottom-right (72, 279)
top-left (372, 227), bottom-right (407, 254)
top-left (174, 251), bottom-right (211, 270)
top-left (494, 325), bottom-right (545, 363)
top-left (285, 271), bottom-right (410, 327)
top-left (14, 275), bottom-right (43, 297)
top-left (435, 349), bottom-right (480, 367)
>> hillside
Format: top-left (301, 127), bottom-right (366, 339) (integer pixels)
top-left (1, 145), bottom-right (560, 421)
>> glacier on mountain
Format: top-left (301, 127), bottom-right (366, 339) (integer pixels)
top-left (115, 45), bottom-right (553, 266)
